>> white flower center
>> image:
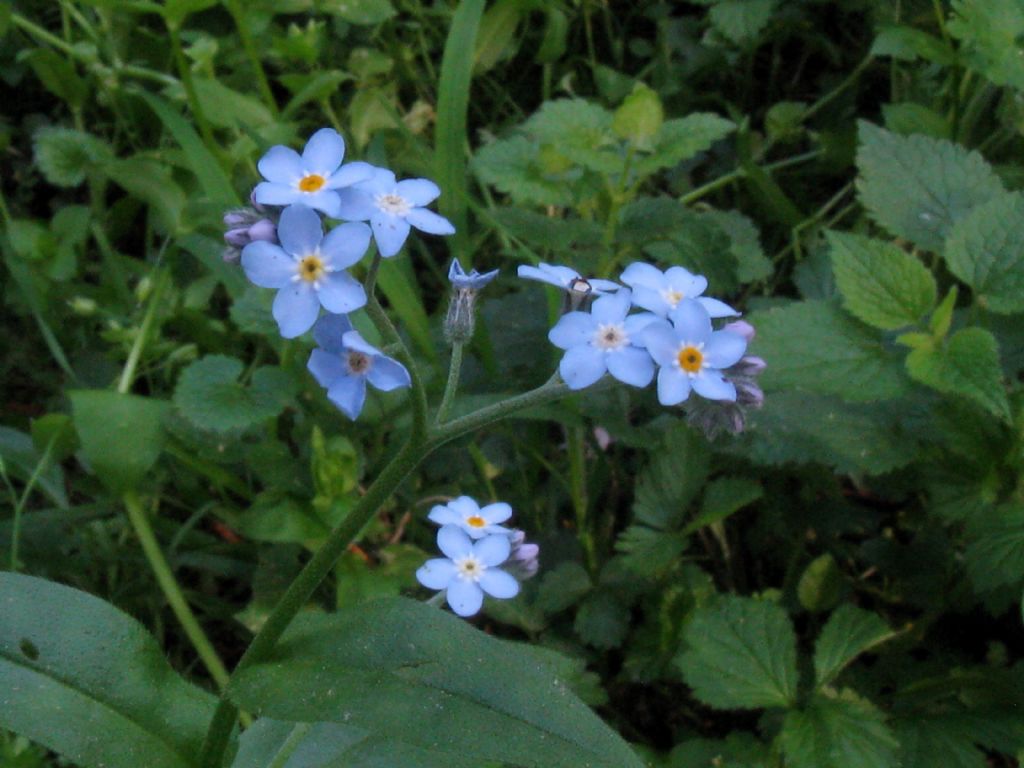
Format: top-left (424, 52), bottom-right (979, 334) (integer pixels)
top-left (454, 555), bottom-right (486, 582)
top-left (346, 350), bottom-right (373, 375)
top-left (374, 192), bottom-right (412, 216)
top-left (661, 287), bottom-right (685, 307)
top-left (593, 323), bottom-right (629, 351)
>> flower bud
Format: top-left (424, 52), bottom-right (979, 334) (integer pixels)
top-left (731, 355), bottom-right (766, 376)
top-left (506, 529), bottom-right (540, 581)
top-left (722, 319), bottom-right (756, 342)
top-left (444, 259), bottom-right (499, 345)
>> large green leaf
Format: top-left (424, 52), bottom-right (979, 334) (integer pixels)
top-left (964, 504), bottom-right (1024, 592)
top-left (0, 573), bottom-right (216, 768)
top-left (949, 0), bottom-right (1024, 89)
top-left (827, 231), bottom-right (936, 330)
top-left (634, 113), bottom-right (735, 176)
top-left (228, 598), bottom-right (643, 768)
top-left (779, 689), bottom-right (899, 768)
top-left (676, 595), bottom-right (798, 710)
top-left (814, 605), bottom-right (895, 688)
top-left (855, 122), bottom-right (1004, 252)
top-left (944, 192), bottom-right (1024, 314)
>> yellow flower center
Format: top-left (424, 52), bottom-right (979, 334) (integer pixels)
top-left (298, 255), bottom-right (325, 283)
top-left (466, 515), bottom-right (487, 528)
top-left (298, 174), bottom-right (326, 192)
top-left (662, 288), bottom-right (685, 307)
top-left (677, 345), bottom-right (704, 374)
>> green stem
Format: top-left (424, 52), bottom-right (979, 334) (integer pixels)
top-left (8, 435), bottom-right (58, 571)
top-left (568, 426), bottom-right (595, 573)
top-left (436, 342), bottom-right (464, 424)
top-left (167, 21), bottom-right (218, 155)
top-left (122, 490), bottom-right (231, 690)
top-left (222, 0), bottom-right (278, 116)
top-left (117, 271), bottom-right (167, 395)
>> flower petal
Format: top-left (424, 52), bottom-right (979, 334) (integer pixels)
top-left (591, 288), bottom-right (632, 325)
top-left (258, 145), bottom-right (302, 183)
top-left (355, 167), bottom-right (397, 194)
top-left (307, 348), bottom-right (345, 388)
top-left (480, 502), bottom-right (512, 524)
top-left (624, 313), bottom-right (664, 345)
top-left (671, 299), bottom-right (712, 344)
top-left (631, 285), bottom-right (670, 316)
top-left (327, 161), bottom-right (375, 190)
top-left (559, 345), bottom-right (607, 390)
top-left (446, 580), bottom-right (484, 617)
top-left (692, 370), bottom-right (737, 401)
top-left (396, 178), bottom-right (441, 206)
top-left (428, 505), bottom-right (461, 526)
top-left (273, 284), bottom-right (320, 338)
top-left (448, 497), bottom-right (480, 518)
top-left (300, 190), bottom-right (341, 218)
top-left (406, 208), bottom-right (455, 236)
top-left (326, 375), bottom-right (367, 419)
top-left (620, 262), bottom-right (663, 289)
top-left (607, 347), bottom-right (655, 388)
top-left (253, 181), bottom-right (300, 207)
top-left (698, 296), bottom-right (740, 318)
top-left (341, 330), bottom-right (381, 357)
top-left (370, 212), bottom-right (411, 257)
top-left (517, 264), bottom-right (568, 288)
top-left (241, 241), bottom-right (295, 288)
top-left (474, 534), bottom-right (511, 567)
top-left (278, 205), bottom-right (323, 257)
top-left (641, 322), bottom-right (681, 367)
top-left (317, 271), bottom-right (367, 314)
top-left (320, 222), bottom-right (371, 269)
top-left (416, 559), bottom-right (456, 590)
top-left (548, 312), bottom-right (596, 349)
top-left (589, 278), bottom-right (622, 294)
top-left (479, 569), bottom-right (520, 599)
top-left (367, 356), bottom-right (411, 392)
top-left (703, 330), bottom-right (747, 369)
top-left (438, 525), bottom-right (473, 560)
top-left (312, 312), bottom-right (353, 353)
top-left (658, 367), bottom-right (692, 406)
top-left (335, 188), bottom-right (377, 221)
top-left (301, 128), bottom-right (345, 174)
top-left (666, 266), bottom-right (706, 298)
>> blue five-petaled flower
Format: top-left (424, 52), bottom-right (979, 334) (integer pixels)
top-left (416, 525), bottom-right (520, 617)
top-left (428, 496), bottom-right (512, 539)
top-left (241, 205), bottom-right (371, 338)
top-left (253, 128), bottom-right (372, 217)
top-left (548, 288), bottom-right (657, 390)
top-left (307, 313), bottom-right (411, 419)
top-left (336, 167), bottom-right (455, 258)
top-left (621, 262), bottom-right (738, 319)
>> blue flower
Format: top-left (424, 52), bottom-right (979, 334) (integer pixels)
top-left (241, 205), bottom-right (371, 338)
top-left (548, 288), bottom-right (657, 390)
top-left (252, 128), bottom-right (373, 217)
top-left (641, 299), bottom-right (748, 405)
top-left (416, 526), bottom-right (520, 617)
top-left (428, 496), bottom-right (512, 539)
top-left (448, 258), bottom-right (499, 290)
top-left (621, 262), bottom-right (738, 318)
top-left (517, 263), bottom-right (620, 296)
top-left (306, 314), bottom-right (411, 419)
top-left (336, 167), bottom-right (454, 257)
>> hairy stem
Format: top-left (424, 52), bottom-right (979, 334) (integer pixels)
top-left (435, 342), bottom-right (464, 423)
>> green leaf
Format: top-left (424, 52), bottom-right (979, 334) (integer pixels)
top-left (228, 598), bottom-right (644, 768)
top-left (537, 561), bottom-right (593, 613)
top-left (21, 48), bottom-right (87, 109)
top-left (0, 426), bottom-right (67, 508)
top-left (668, 733), bottom-right (770, 768)
top-left (797, 554), bottom-right (844, 613)
top-left (69, 391), bottom-right (170, 493)
top-left (161, 0), bottom-right (217, 26)
top-left (855, 121), bottom-right (1005, 252)
top-left (0, 572), bottom-right (216, 768)
top-left (225, 493), bottom-right (330, 544)
top-left (32, 126), bottom-right (111, 188)
top-left (881, 102), bottom-right (950, 139)
top-left (944, 192), bottom-right (1024, 314)
top-left (949, 0), bottom-right (1024, 89)
top-left (827, 231), bottom-right (936, 330)
top-left (964, 504), bottom-right (1024, 592)
top-left (322, 0), bottom-right (395, 24)
top-left (683, 476), bottom-right (762, 535)
top-left (615, 526), bottom-right (686, 575)
top-left (634, 113), bottom-right (735, 176)
top-left (894, 715), bottom-right (988, 768)
top-left (752, 300), bottom-right (910, 402)
top-left (612, 84), bottom-right (664, 146)
top-left (814, 605), bottom-right (895, 688)
top-left (472, 136), bottom-right (573, 207)
top-left (193, 78), bottom-right (275, 129)
top-left (708, 0), bottom-right (776, 45)
top-left (574, 592), bottom-right (630, 650)
top-left (870, 25), bottom-right (954, 64)
top-left (779, 689), bottom-right (899, 768)
top-left (677, 595), bottom-right (798, 710)
top-left (103, 157), bottom-right (185, 233)
top-left (633, 427), bottom-right (710, 530)
top-left (905, 326), bottom-right (1010, 421)
top-left (376, 258), bottom-right (437, 362)
top-left (523, 99), bottom-right (620, 174)
top-left (174, 355), bottom-right (296, 434)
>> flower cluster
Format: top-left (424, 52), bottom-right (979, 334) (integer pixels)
top-left (416, 496), bottom-right (538, 617)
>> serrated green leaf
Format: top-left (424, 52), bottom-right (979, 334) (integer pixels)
top-left (780, 689), bottom-right (899, 768)
top-left (472, 136), bottom-right (574, 206)
top-left (33, 126), bottom-right (111, 187)
top-left (944, 192), bottom-right (1024, 314)
top-left (870, 25), bottom-right (954, 64)
top-left (881, 102), bottom-right (950, 139)
top-left (964, 505), bottom-right (1024, 592)
top-left (677, 595), bottom-right (798, 710)
top-left (69, 391), bottom-right (170, 493)
top-left (633, 427), bottom-right (710, 530)
top-left (174, 356), bottom-right (296, 434)
top-left (635, 113), bottom-right (735, 176)
top-left (612, 84), bottom-right (663, 146)
top-left (228, 598), bottom-right (644, 768)
top-left (103, 157), bottom-right (185, 233)
top-left (574, 591), bottom-right (630, 650)
top-left (615, 525), bottom-right (686, 574)
top-left (523, 99), bottom-right (621, 174)
top-left (708, 0), bottom-right (776, 45)
top-left (797, 554), bottom-right (844, 613)
top-left (827, 231), bottom-right (936, 330)
top-left (226, 492), bottom-right (330, 544)
top-left (0, 573), bottom-right (216, 768)
top-left (668, 733), bottom-right (770, 768)
top-left (537, 561), bottom-right (592, 613)
top-left (684, 476), bottom-right (762, 535)
top-left (814, 605), bottom-right (895, 687)
top-left (856, 121), bottom-right (1005, 252)
top-left (949, 0), bottom-right (1024, 89)
top-left (705, 209), bottom-right (771, 283)
top-left (752, 300), bottom-right (910, 402)
top-left (894, 715), bottom-right (988, 768)
top-left (905, 326), bottom-right (1010, 421)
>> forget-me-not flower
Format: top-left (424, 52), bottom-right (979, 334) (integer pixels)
top-left (416, 525), bottom-right (520, 617)
top-left (307, 313), bottom-right (411, 419)
top-left (621, 262), bottom-right (737, 318)
top-left (518, 263), bottom-right (620, 297)
top-left (336, 167), bottom-right (454, 257)
top-left (242, 205), bottom-right (371, 338)
top-left (428, 496), bottom-right (512, 539)
top-left (252, 128), bottom-right (373, 217)
top-left (641, 299), bottom-right (747, 405)
top-left (549, 288), bottom-right (656, 390)
top-left (448, 258), bottom-right (499, 290)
